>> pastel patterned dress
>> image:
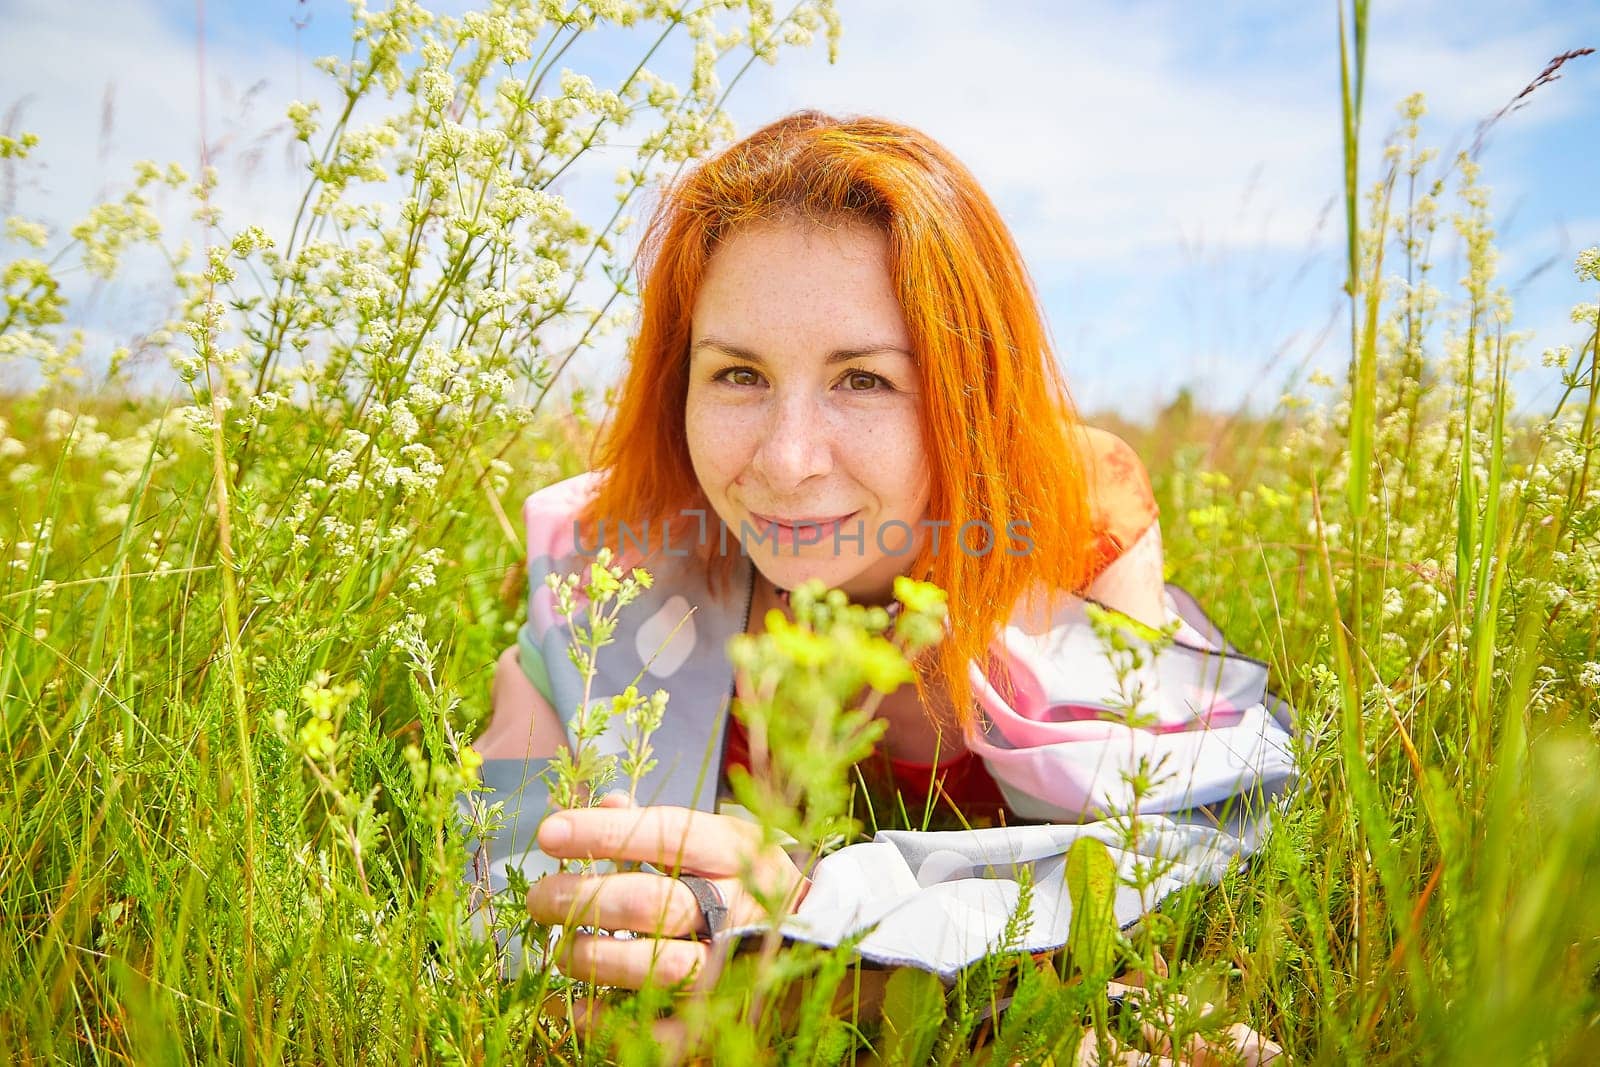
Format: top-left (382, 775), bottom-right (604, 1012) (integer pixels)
top-left (470, 430), bottom-right (1295, 976)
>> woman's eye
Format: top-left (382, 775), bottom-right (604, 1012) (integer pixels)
top-left (717, 367), bottom-right (761, 387)
top-left (843, 370), bottom-right (888, 392)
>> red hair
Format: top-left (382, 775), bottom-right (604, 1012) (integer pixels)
top-left (582, 111), bottom-right (1096, 727)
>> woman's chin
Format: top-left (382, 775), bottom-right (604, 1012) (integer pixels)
top-left (751, 558), bottom-right (837, 593)
top-left (752, 557), bottom-right (902, 605)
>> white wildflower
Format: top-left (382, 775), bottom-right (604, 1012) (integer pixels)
top-left (1580, 662), bottom-right (1600, 691)
top-left (418, 68), bottom-right (456, 112)
top-left (1576, 246), bottom-right (1600, 283)
top-left (480, 368), bottom-right (513, 401)
top-left (230, 225), bottom-right (274, 258)
top-left (287, 100), bottom-right (321, 141)
top-left (352, 287), bottom-right (382, 317)
top-left (405, 547), bottom-right (447, 594)
top-left (488, 457), bottom-right (512, 494)
top-left (97, 502), bottom-right (132, 528)
top-left (389, 400), bottom-right (420, 442)
top-left (42, 409), bottom-right (78, 441)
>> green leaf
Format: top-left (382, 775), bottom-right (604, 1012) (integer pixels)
top-left (880, 967), bottom-right (947, 1067)
top-left (1064, 836), bottom-right (1119, 982)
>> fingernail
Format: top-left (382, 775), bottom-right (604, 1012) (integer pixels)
top-left (539, 814), bottom-right (570, 850)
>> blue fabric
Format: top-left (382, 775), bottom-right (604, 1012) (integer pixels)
top-left (458, 757), bottom-right (562, 976)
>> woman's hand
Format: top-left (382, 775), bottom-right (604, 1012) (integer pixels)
top-left (1072, 982), bottom-right (1284, 1065)
top-left (1075, 952), bottom-right (1284, 1066)
top-left (524, 793), bottom-right (808, 990)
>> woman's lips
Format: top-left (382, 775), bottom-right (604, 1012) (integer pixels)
top-left (747, 510), bottom-right (859, 549)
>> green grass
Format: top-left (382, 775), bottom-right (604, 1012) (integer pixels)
top-left (3, 2), bottom-right (1599, 1062)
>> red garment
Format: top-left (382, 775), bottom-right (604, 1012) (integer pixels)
top-left (720, 714), bottom-right (1015, 828)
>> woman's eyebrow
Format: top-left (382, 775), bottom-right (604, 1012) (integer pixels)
top-left (691, 337), bottom-right (914, 364)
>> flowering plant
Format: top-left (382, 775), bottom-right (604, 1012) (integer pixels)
top-left (0, 2), bottom-right (843, 1060)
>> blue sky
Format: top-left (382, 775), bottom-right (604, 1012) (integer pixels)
top-left (4, 0), bottom-right (1597, 418)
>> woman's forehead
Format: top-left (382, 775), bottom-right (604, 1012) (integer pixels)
top-left (691, 335), bottom-right (915, 367)
top-left (691, 220), bottom-right (911, 350)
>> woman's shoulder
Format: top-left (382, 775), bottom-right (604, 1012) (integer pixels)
top-left (521, 469), bottom-right (604, 559)
top-left (523, 468), bottom-right (604, 518)
top-left (1076, 426), bottom-right (1159, 583)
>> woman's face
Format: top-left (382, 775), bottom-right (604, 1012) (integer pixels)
top-left (686, 218), bottom-right (930, 604)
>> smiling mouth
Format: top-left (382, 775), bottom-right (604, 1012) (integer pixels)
top-left (750, 510), bottom-right (858, 529)
top-left (748, 511), bottom-right (860, 549)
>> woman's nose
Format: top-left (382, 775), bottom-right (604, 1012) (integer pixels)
top-left (749, 392), bottom-right (832, 490)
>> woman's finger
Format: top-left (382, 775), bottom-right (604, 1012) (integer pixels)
top-left (527, 870), bottom-right (714, 937)
top-left (1072, 1028), bottom-right (1176, 1066)
top-left (557, 929), bottom-right (710, 989)
top-left (1107, 971), bottom-right (1280, 1065)
top-left (1139, 1012), bottom-right (1283, 1066)
top-left (1105, 982), bottom-right (1223, 1064)
top-left (1118, 947), bottom-right (1170, 988)
top-left (1157, 1022), bottom-right (1284, 1067)
top-left (1108, 979), bottom-right (1208, 1016)
top-left (1227, 1022), bottom-right (1285, 1065)
top-left (538, 805), bottom-right (768, 877)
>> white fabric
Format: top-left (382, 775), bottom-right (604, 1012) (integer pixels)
top-left (725, 589), bottom-right (1296, 977)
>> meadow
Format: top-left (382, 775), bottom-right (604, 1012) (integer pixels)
top-left (2, 2), bottom-right (1598, 1062)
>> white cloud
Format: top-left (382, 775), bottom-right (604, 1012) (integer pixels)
top-left (2, 0), bottom-right (314, 237)
top-left (725, 1), bottom-right (1335, 265)
top-left (711, 0), bottom-right (1598, 413)
top-left (3, 0), bottom-right (1594, 414)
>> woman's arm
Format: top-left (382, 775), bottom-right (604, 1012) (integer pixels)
top-left (475, 644), bottom-right (569, 760)
top-left (1082, 521), bottom-right (1167, 629)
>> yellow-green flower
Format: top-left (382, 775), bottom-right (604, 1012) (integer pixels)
top-left (297, 718), bottom-right (336, 760)
top-left (894, 576), bottom-right (947, 617)
top-left (857, 636), bottom-right (915, 693)
top-left (460, 745), bottom-right (484, 781)
top-left (764, 611), bottom-right (831, 668)
top-left (300, 684), bottom-right (339, 719)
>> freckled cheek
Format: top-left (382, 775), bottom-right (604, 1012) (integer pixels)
top-left (834, 408), bottom-right (929, 509)
top-left (686, 397), bottom-right (765, 488)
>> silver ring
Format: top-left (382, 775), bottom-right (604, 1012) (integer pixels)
top-left (677, 873), bottom-right (728, 940)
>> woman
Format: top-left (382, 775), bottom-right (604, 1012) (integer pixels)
top-left (470, 111), bottom-right (1292, 1049)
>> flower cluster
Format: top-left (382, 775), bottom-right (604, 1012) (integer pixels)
top-left (278, 670), bottom-right (364, 762)
top-left (726, 576), bottom-right (948, 852)
top-left (539, 546), bottom-right (667, 810)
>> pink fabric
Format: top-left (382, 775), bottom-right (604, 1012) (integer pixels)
top-left (960, 590), bottom-right (1287, 822)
